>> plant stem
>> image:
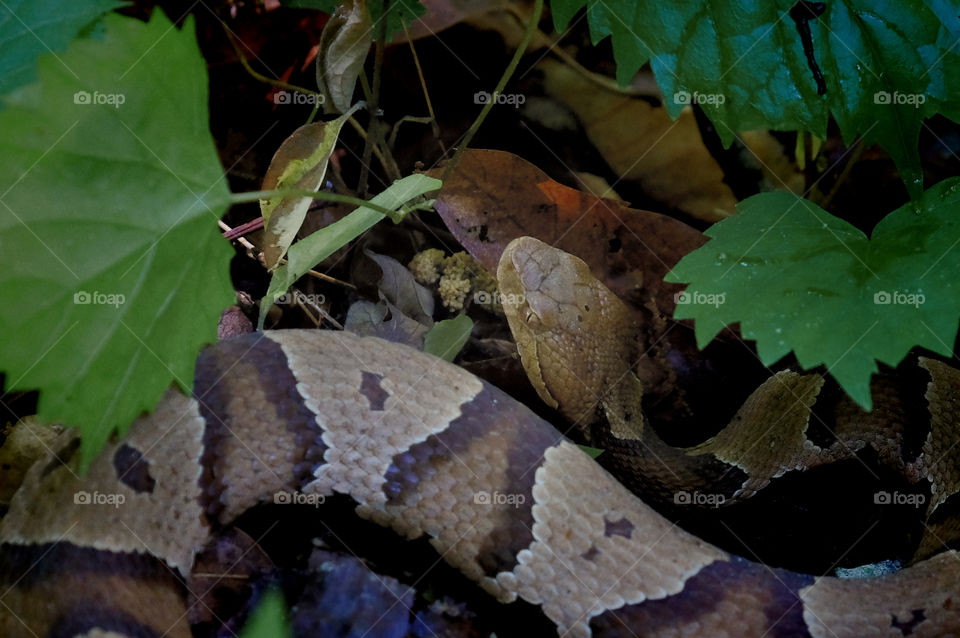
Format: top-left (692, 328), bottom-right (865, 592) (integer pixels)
top-left (223, 25), bottom-right (323, 100)
top-left (230, 189), bottom-right (397, 218)
top-left (358, 0), bottom-right (389, 197)
top-left (443, 0), bottom-right (543, 180)
top-left (401, 17), bottom-right (445, 153)
top-left (818, 138), bottom-right (866, 210)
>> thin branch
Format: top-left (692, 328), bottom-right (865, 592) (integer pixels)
top-left (442, 0), bottom-right (544, 180)
top-left (358, 0), bottom-right (390, 196)
top-left (402, 17), bottom-right (445, 152)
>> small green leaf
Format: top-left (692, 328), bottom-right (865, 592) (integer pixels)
top-left (424, 314), bottom-right (473, 361)
top-left (260, 174), bottom-right (441, 327)
top-left (0, 0), bottom-right (124, 96)
top-left (239, 589), bottom-right (291, 638)
top-left (666, 181), bottom-right (960, 409)
top-left (578, 445), bottom-right (604, 459)
top-left (0, 10), bottom-right (234, 469)
top-left (260, 103), bottom-right (362, 269)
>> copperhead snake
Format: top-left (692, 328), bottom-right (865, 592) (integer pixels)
top-left (2, 237), bottom-right (960, 637)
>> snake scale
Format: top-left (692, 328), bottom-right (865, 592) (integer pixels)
top-left (2, 237), bottom-right (960, 637)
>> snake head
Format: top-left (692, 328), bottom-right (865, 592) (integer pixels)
top-left (497, 236), bottom-right (595, 334)
top-left (498, 237), bottom-right (642, 432)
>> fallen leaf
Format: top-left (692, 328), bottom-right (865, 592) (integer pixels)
top-left (539, 58), bottom-right (737, 222)
top-left (364, 249), bottom-right (434, 324)
top-left (344, 300), bottom-right (429, 349)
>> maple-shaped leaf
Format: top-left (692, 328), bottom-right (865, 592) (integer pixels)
top-left (0, 10), bottom-right (234, 469)
top-left (666, 182), bottom-right (960, 409)
top-left (551, 0), bottom-right (959, 200)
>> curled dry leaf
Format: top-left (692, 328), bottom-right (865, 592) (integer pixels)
top-left (363, 249), bottom-right (435, 325)
top-left (259, 104), bottom-right (360, 270)
top-left (344, 299), bottom-right (430, 349)
top-left (316, 0), bottom-right (372, 114)
top-left (539, 58), bottom-right (736, 223)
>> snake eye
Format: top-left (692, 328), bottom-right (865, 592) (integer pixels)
top-left (524, 309), bottom-right (542, 328)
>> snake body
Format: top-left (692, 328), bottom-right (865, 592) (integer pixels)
top-left (2, 241), bottom-right (960, 637)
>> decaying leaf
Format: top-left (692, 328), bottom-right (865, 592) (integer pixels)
top-left (259, 104), bottom-right (362, 269)
top-left (316, 0), bottom-right (371, 113)
top-left (539, 58), bottom-right (736, 222)
top-left (344, 249), bottom-right (437, 348)
top-left (344, 299), bottom-right (430, 349)
top-left (364, 249), bottom-right (435, 324)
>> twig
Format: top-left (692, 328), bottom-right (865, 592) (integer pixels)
top-left (223, 24), bottom-right (323, 101)
top-left (294, 286), bottom-right (345, 329)
top-left (358, 0), bottom-right (390, 196)
top-left (346, 116), bottom-right (391, 172)
top-left (388, 116), bottom-right (434, 149)
top-left (442, 0), bottom-right (544, 180)
top-left (218, 220), bottom-right (256, 252)
top-left (502, 5), bottom-right (659, 98)
top-left (818, 138), bottom-right (866, 210)
top-left (402, 17), bottom-right (445, 153)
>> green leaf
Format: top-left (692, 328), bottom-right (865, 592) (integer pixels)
top-left (551, 0), bottom-right (960, 200)
top-left (424, 314), bottom-right (473, 361)
top-left (239, 589), bottom-right (292, 638)
top-left (280, 0), bottom-right (425, 42)
top-left (260, 103), bottom-right (362, 269)
top-left (260, 173), bottom-right (441, 327)
top-left (665, 181), bottom-right (960, 409)
top-left (578, 444), bottom-right (604, 459)
top-left (0, 10), bottom-right (234, 469)
top-left (0, 0), bottom-right (124, 97)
